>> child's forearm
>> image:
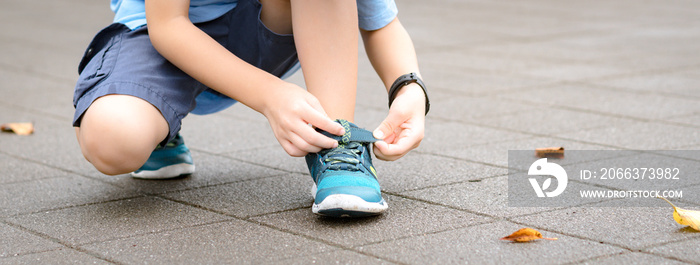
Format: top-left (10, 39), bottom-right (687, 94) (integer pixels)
top-left (146, 0), bottom-right (285, 114)
top-left (361, 18), bottom-right (421, 92)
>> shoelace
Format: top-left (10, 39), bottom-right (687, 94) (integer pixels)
top-left (321, 142), bottom-right (364, 171)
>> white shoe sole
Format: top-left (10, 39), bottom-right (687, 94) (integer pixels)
top-left (311, 184), bottom-right (387, 217)
top-left (312, 194), bottom-right (388, 217)
top-left (130, 163), bottom-right (195, 180)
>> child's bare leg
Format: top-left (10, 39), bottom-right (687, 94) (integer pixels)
top-left (290, 0), bottom-right (358, 121)
top-left (75, 95), bottom-right (169, 175)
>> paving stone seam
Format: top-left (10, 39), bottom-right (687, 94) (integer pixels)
top-left (70, 218), bottom-right (235, 248)
top-left (155, 194), bottom-right (407, 263)
top-left (507, 218), bottom-right (700, 256)
top-left (0, 61), bottom-right (79, 85)
top-left (190, 147), bottom-right (305, 175)
top-left (273, 249), bottom-right (400, 265)
top-left (140, 172), bottom-right (291, 197)
top-left (383, 190), bottom-right (504, 220)
top-left (424, 116), bottom-right (624, 151)
top-left (155, 188), bottom-right (307, 219)
top-left (582, 81), bottom-right (700, 102)
top-left (0, 173), bottom-right (69, 186)
top-left (1, 194), bottom-right (147, 220)
top-left (561, 250), bottom-right (696, 265)
top-left (493, 90), bottom-right (694, 124)
top-left (411, 150), bottom-right (511, 173)
top-left (645, 245), bottom-right (700, 265)
top-left (0, 100), bottom-right (73, 122)
top-left (241, 216), bottom-right (407, 265)
top-left (0, 219), bottom-right (118, 264)
top-left (411, 75), bottom-right (563, 98)
top-left (583, 62), bottom-right (700, 83)
top-left (392, 173), bottom-right (507, 194)
top-left (350, 217), bottom-right (497, 250)
top-left (0, 149), bottom-right (151, 197)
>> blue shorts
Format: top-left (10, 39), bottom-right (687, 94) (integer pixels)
top-left (72, 0), bottom-right (299, 143)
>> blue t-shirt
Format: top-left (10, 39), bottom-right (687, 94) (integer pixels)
top-left (110, 0), bottom-right (398, 114)
top-left (111, 0), bottom-right (398, 31)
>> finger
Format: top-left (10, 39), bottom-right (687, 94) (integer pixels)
top-left (373, 141), bottom-right (402, 161)
top-left (280, 139), bottom-right (308, 157)
top-left (287, 131), bottom-right (325, 154)
top-left (374, 128), bottom-right (421, 161)
top-left (293, 123), bottom-right (339, 150)
top-left (373, 110), bottom-right (407, 140)
top-left (303, 98), bottom-right (345, 136)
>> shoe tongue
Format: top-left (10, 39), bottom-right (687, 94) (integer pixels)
top-left (332, 119), bottom-right (378, 145)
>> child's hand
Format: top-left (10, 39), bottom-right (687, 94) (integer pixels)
top-left (263, 83), bottom-right (345, 157)
top-left (372, 83), bottom-right (426, 161)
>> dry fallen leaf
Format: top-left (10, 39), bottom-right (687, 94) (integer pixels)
top-left (535, 147), bottom-right (564, 159)
top-left (500, 228), bottom-right (558, 242)
top-left (658, 197), bottom-right (700, 231)
top-left (1, 122), bottom-right (34, 135)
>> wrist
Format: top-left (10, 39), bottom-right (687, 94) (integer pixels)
top-left (388, 72), bottom-right (430, 115)
top-left (257, 78), bottom-right (293, 117)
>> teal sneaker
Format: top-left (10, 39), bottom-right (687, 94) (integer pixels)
top-left (305, 120), bottom-right (388, 217)
top-left (131, 134), bottom-right (195, 179)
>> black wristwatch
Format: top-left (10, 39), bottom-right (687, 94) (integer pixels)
top-left (388, 72), bottom-right (430, 115)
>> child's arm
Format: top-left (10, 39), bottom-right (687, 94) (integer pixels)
top-left (145, 0), bottom-right (344, 156)
top-left (361, 18), bottom-right (427, 161)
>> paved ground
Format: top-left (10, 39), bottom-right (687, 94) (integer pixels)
top-left (2, 0), bottom-right (700, 264)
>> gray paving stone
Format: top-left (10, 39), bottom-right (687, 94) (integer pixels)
top-left (511, 203), bottom-right (700, 250)
top-left (591, 71), bottom-right (700, 100)
top-left (102, 150), bottom-right (287, 194)
top-left (648, 236), bottom-right (700, 264)
top-left (668, 114), bottom-right (700, 128)
top-left (373, 153), bottom-right (505, 193)
top-left (252, 195), bottom-right (491, 248)
top-left (556, 121), bottom-right (700, 150)
top-left (0, 42), bottom-right (82, 91)
top-left (498, 83), bottom-right (700, 121)
top-left (422, 47), bottom-right (553, 76)
top-left (162, 174), bottom-right (315, 218)
top-left (0, 222), bottom-right (62, 258)
top-left (0, 175), bottom-right (139, 218)
top-left (435, 136), bottom-right (613, 168)
top-left (277, 250), bottom-right (395, 265)
top-left (420, 120), bottom-right (533, 158)
top-left (402, 175), bottom-right (613, 218)
top-left (675, 184), bottom-right (700, 207)
top-left (0, 110), bottom-right (97, 177)
top-left (0, 154), bottom-right (67, 184)
top-left (180, 114), bottom-right (278, 154)
top-left (0, 248), bottom-right (110, 265)
top-left (576, 252), bottom-right (692, 265)
top-left (429, 95), bottom-right (538, 122)
top-left (359, 221), bottom-right (625, 264)
top-left (224, 145), bottom-right (310, 175)
top-left (396, 1), bottom-right (513, 49)
top-left (6, 196), bottom-right (231, 246)
top-left (522, 61), bottom-right (632, 82)
top-left (79, 219), bottom-right (338, 264)
top-left (473, 107), bottom-right (633, 136)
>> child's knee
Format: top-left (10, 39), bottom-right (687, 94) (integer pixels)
top-left (77, 95), bottom-right (168, 175)
top-left (77, 126), bottom-right (153, 175)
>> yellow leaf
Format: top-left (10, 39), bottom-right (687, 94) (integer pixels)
top-left (500, 228), bottom-right (558, 243)
top-left (0, 122), bottom-right (34, 135)
top-left (658, 197), bottom-right (700, 231)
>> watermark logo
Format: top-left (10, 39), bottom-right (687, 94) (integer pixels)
top-left (528, 158), bottom-right (568, 198)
